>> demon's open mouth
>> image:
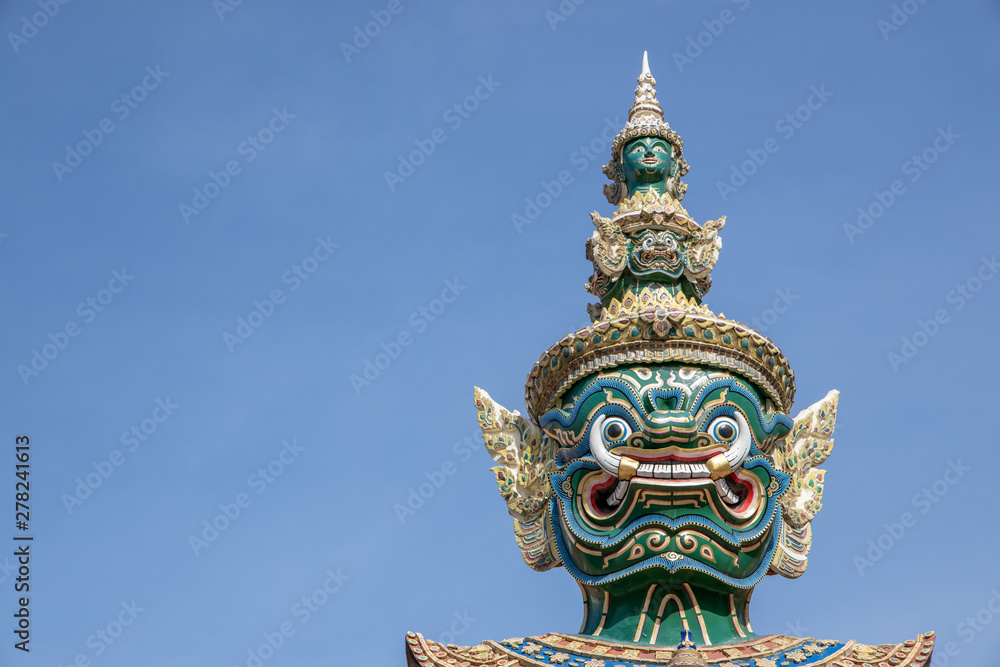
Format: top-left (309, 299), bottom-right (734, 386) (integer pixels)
top-left (597, 452), bottom-right (750, 509)
top-left (579, 465), bottom-right (760, 527)
top-left (553, 458), bottom-right (780, 581)
top-left (583, 413), bottom-right (761, 513)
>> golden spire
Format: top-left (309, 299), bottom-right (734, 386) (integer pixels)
top-left (629, 51), bottom-right (664, 122)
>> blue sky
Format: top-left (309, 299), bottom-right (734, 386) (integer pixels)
top-left (2, 1), bottom-right (999, 665)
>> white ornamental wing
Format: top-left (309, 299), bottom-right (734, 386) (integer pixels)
top-left (473, 387), bottom-right (561, 571)
top-left (769, 389), bottom-right (838, 578)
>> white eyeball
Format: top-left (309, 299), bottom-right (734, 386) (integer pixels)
top-left (707, 416), bottom-right (739, 444)
top-left (601, 417), bottom-right (631, 445)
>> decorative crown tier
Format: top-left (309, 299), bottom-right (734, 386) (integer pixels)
top-left (585, 190), bottom-right (725, 303)
top-left (524, 284), bottom-right (796, 421)
top-left (600, 188), bottom-right (697, 235)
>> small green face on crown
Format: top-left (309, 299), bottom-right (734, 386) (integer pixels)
top-left (622, 136), bottom-right (673, 196)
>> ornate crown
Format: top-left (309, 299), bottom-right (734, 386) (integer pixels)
top-left (523, 283), bottom-right (796, 420)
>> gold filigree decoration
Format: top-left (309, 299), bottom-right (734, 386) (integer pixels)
top-left (769, 389), bottom-right (839, 579)
top-left (522, 642), bottom-right (543, 655)
top-left (607, 189), bottom-right (695, 234)
top-left (524, 298), bottom-right (796, 421)
top-left (592, 284), bottom-right (715, 323)
top-left (474, 387), bottom-right (561, 572)
top-left (588, 211), bottom-right (628, 280)
top-left (785, 648), bottom-right (808, 663)
top-left (405, 631), bottom-right (935, 666)
top-left (587, 190), bottom-right (725, 293)
top-left (686, 215), bottom-right (725, 279)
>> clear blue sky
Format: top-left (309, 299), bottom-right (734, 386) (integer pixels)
top-left (2, 1), bottom-right (999, 665)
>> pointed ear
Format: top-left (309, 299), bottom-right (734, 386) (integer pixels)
top-left (473, 387), bottom-right (562, 572)
top-left (769, 389), bottom-right (839, 579)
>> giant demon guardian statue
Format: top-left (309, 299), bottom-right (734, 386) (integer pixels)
top-left (405, 53), bottom-right (935, 667)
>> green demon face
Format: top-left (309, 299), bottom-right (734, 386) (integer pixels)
top-left (627, 230), bottom-right (684, 278)
top-left (622, 136), bottom-right (673, 195)
top-left (540, 365), bottom-right (792, 593)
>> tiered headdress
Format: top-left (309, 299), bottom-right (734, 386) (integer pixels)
top-left (525, 53), bottom-right (795, 421)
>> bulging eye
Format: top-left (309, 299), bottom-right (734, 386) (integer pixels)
top-left (601, 417), bottom-right (632, 444)
top-left (708, 416), bottom-right (739, 444)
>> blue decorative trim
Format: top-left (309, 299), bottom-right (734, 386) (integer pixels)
top-left (689, 378), bottom-right (792, 435)
top-left (498, 635), bottom-right (847, 666)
